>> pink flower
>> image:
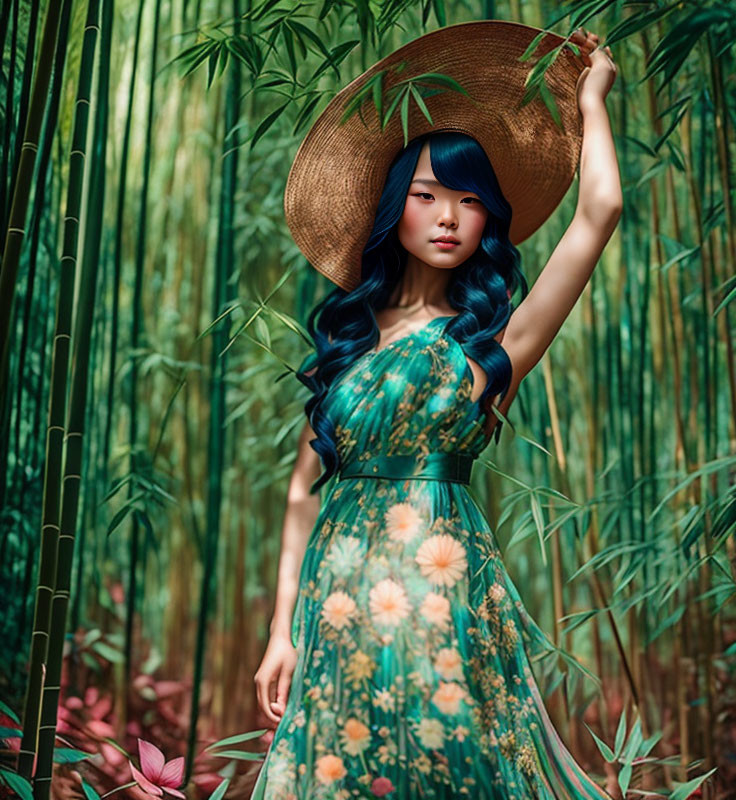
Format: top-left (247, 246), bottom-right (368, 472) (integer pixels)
top-left (129, 738), bottom-right (185, 799)
top-left (371, 776), bottom-right (395, 796)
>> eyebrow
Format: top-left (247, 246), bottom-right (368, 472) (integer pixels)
top-left (410, 178), bottom-right (479, 196)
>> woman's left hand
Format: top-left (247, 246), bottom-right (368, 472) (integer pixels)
top-left (570, 28), bottom-right (618, 110)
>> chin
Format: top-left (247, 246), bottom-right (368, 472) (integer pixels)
top-left (426, 253), bottom-right (468, 270)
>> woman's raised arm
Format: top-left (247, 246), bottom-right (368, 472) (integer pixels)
top-left (501, 32), bottom-right (622, 385)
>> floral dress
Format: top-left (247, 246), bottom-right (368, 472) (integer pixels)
top-left (250, 315), bottom-right (613, 800)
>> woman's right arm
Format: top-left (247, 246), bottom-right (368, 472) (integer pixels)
top-left (268, 418), bottom-right (323, 641)
top-left (253, 417), bottom-right (323, 725)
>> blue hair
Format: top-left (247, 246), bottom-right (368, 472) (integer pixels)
top-left (296, 130), bottom-right (528, 494)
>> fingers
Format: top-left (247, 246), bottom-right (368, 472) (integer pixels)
top-left (569, 28), bottom-right (596, 67)
top-left (570, 28), bottom-right (616, 72)
top-left (268, 667), bottom-right (293, 721)
top-left (273, 669), bottom-right (293, 718)
top-left (254, 671), bottom-right (283, 726)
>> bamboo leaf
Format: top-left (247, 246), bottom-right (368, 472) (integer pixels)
top-left (400, 87), bottom-right (410, 146)
top-left (397, 71), bottom-right (469, 96)
top-left (208, 778), bottom-right (231, 800)
top-left (285, 20), bottom-right (308, 59)
top-left (0, 770), bottom-right (34, 800)
top-left (529, 492), bottom-right (548, 566)
top-left (281, 23), bottom-right (297, 78)
top-left (53, 748), bottom-right (94, 764)
top-left (309, 39), bottom-right (360, 85)
top-left (409, 84), bottom-right (433, 125)
top-left (432, 0), bottom-right (446, 26)
top-left (207, 45), bottom-right (221, 89)
top-left (539, 75), bottom-right (562, 127)
top-left (582, 723), bottom-right (616, 763)
top-left (379, 82), bottom-right (407, 131)
top-left (617, 761), bottom-right (632, 796)
top-left (613, 708), bottom-right (627, 757)
top-left (209, 749), bottom-right (267, 761)
top-left (249, 101), bottom-right (290, 150)
top-left (668, 768), bottom-right (718, 800)
top-left (0, 702), bottom-right (20, 724)
top-left (81, 779), bottom-right (101, 800)
top-left (372, 70), bottom-right (384, 124)
top-left (205, 730), bottom-right (270, 751)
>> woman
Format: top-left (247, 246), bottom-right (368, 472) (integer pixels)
top-left (252, 21), bottom-right (620, 800)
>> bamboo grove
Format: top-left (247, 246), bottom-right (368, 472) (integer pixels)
top-left (0, 1), bottom-right (734, 799)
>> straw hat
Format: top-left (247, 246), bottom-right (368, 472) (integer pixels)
top-left (284, 20), bottom-right (585, 293)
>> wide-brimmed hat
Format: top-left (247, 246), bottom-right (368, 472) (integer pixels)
top-left (284, 20), bottom-right (585, 293)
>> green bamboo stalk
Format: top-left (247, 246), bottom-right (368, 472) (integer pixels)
top-left (123, 0), bottom-right (162, 712)
top-left (32, 3), bottom-right (101, 796)
top-left (185, 0), bottom-right (241, 783)
top-left (13, 0), bottom-right (76, 783)
top-left (0, 0), bottom-right (63, 404)
top-left (69, 0), bottom-right (113, 639)
top-left (10, 0), bottom-right (73, 515)
top-left (0, 0), bottom-right (20, 236)
top-left (0, 3), bottom-right (68, 507)
top-left (3, 0), bottom-right (42, 240)
top-left (103, 0), bottom-right (145, 481)
top-left (706, 35), bottom-right (736, 432)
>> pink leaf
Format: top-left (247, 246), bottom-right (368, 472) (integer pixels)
top-left (129, 761), bottom-right (163, 796)
top-left (159, 757), bottom-right (185, 788)
top-left (138, 738), bottom-right (166, 782)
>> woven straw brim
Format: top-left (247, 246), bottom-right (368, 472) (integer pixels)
top-left (284, 20), bottom-right (584, 293)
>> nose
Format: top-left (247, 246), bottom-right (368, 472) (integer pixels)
top-left (437, 201), bottom-right (458, 228)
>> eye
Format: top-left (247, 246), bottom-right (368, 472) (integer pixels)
top-left (413, 192), bottom-right (434, 200)
top-left (462, 197), bottom-right (481, 204)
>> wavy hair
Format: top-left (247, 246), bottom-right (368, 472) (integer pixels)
top-left (296, 130), bottom-right (528, 493)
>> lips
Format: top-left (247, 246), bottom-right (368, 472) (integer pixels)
top-left (432, 236), bottom-right (460, 243)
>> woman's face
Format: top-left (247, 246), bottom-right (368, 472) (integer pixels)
top-left (397, 141), bottom-right (488, 271)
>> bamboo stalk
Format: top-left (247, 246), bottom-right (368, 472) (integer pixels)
top-left (0, 0), bottom-right (63, 390)
top-left (3, 0), bottom-right (43, 243)
top-left (13, 0), bottom-right (78, 783)
top-left (185, 0), bottom-right (241, 782)
top-left (33, 5), bottom-right (102, 794)
top-left (0, 0), bottom-right (68, 516)
top-left (123, 0), bottom-right (163, 722)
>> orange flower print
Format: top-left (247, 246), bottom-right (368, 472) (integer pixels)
top-left (369, 578), bottom-right (410, 626)
top-left (344, 649), bottom-right (375, 687)
top-left (489, 581), bottom-right (507, 604)
top-left (433, 647), bottom-right (464, 681)
top-left (416, 718), bottom-right (445, 749)
top-left (452, 724), bottom-right (471, 742)
top-left (415, 534), bottom-right (468, 587)
top-left (373, 687), bottom-right (396, 712)
top-left (419, 591), bottom-right (451, 628)
top-left (314, 754), bottom-right (347, 785)
top-left (384, 502), bottom-right (423, 543)
top-left (431, 681), bottom-right (467, 715)
top-left (340, 718), bottom-right (372, 756)
top-left (321, 590), bottom-right (357, 630)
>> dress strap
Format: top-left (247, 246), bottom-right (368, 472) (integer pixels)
top-left (338, 452), bottom-right (474, 485)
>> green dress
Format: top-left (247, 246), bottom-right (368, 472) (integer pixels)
top-left (251, 315), bottom-right (612, 800)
